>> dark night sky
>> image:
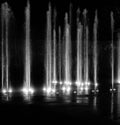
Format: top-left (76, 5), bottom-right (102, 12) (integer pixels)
top-left (0, 0), bottom-right (120, 90)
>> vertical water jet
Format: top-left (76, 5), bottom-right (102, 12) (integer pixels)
top-left (1, 2), bottom-right (12, 93)
top-left (44, 3), bottom-right (52, 94)
top-left (117, 33), bottom-right (120, 83)
top-left (76, 9), bottom-right (83, 92)
top-left (58, 26), bottom-right (62, 84)
top-left (93, 11), bottom-right (98, 91)
top-left (52, 9), bottom-right (57, 86)
top-left (83, 9), bottom-right (89, 87)
top-left (110, 12), bottom-right (115, 91)
top-left (22, 0), bottom-right (34, 94)
top-left (64, 13), bottom-right (71, 85)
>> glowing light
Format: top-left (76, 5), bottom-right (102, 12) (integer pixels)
top-left (75, 81), bottom-right (81, 86)
top-left (62, 86), bottom-right (66, 92)
top-left (22, 87), bottom-right (34, 95)
top-left (95, 83), bottom-right (98, 87)
top-left (43, 87), bottom-right (46, 92)
top-left (8, 88), bottom-right (13, 93)
top-left (117, 81), bottom-right (120, 84)
top-left (84, 86), bottom-right (89, 91)
top-left (96, 89), bottom-right (99, 92)
top-left (29, 87), bottom-right (34, 94)
top-left (52, 80), bottom-right (57, 84)
top-left (80, 87), bottom-right (84, 91)
top-left (73, 91), bottom-right (77, 94)
top-left (64, 81), bottom-right (71, 85)
top-left (66, 86), bottom-right (71, 93)
top-left (2, 89), bottom-right (7, 94)
top-left (2, 88), bottom-right (13, 94)
top-left (113, 88), bottom-right (116, 91)
top-left (59, 81), bottom-right (63, 85)
top-left (46, 87), bottom-right (51, 94)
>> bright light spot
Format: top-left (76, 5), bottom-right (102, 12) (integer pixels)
top-left (85, 82), bottom-right (90, 86)
top-left (95, 83), bottom-right (98, 87)
top-left (52, 80), bottom-right (57, 84)
top-left (110, 88), bottom-right (116, 92)
top-left (80, 87), bottom-right (83, 91)
top-left (46, 87), bottom-right (51, 94)
top-left (87, 82), bottom-right (90, 86)
top-left (66, 87), bottom-right (71, 93)
top-left (110, 88), bottom-right (112, 91)
top-left (96, 89), bottom-right (99, 92)
top-left (22, 87), bottom-right (34, 95)
top-left (43, 87), bottom-right (46, 92)
top-left (73, 91), bottom-right (77, 94)
top-left (117, 80), bottom-right (120, 84)
top-left (92, 90), bottom-right (95, 93)
top-left (75, 81), bottom-right (80, 86)
top-left (22, 88), bottom-right (29, 94)
top-left (8, 88), bottom-right (13, 93)
top-left (29, 88), bottom-right (34, 94)
top-left (59, 81), bottom-right (63, 85)
top-left (84, 86), bottom-right (89, 91)
top-left (62, 86), bottom-right (66, 92)
top-left (2, 89), bottom-right (7, 94)
top-left (113, 88), bottom-right (116, 91)
top-left (64, 81), bottom-right (71, 85)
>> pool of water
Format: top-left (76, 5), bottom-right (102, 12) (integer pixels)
top-left (0, 87), bottom-right (120, 124)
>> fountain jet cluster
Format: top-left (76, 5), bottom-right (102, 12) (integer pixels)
top-left (43, 4), bottom-right (99, 95)
top-left (1, 1), bottom-right (117, 97)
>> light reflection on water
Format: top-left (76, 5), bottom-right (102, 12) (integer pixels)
top-left (1, 86), bottom-right (120, 121)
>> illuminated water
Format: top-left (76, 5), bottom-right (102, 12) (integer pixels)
top-left (23, 1), bottom-right (32, 93)
top-left (1, 3), bottom-right (11, 93)
top-left (93, 11), bottom-right (98, 91)
top-left (111, 12), bottom-right (115, 91)
top-left (1, 85), bottom-right (120, 124)
top-left (1, 1), bottom-right (120, 124)
top-left (44, 3), bottom-right (52, 93)
top-left (76, 9), bottom-right (83, 91)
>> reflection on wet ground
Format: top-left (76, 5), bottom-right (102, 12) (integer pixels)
top-left (0, 86), bottom-right (120, 124)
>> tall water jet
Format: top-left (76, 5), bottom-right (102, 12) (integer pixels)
top-left (43, 3), bottom-right (52, 94)
top-left (52, 9), bottom-right (57, 86)
top-left (93, 11), bottom-right (98, 91)
top-left (63, 13), bottom-right (71, 93)
top-left (58, 26), bottom-right (62, 85)
top-left (22, 1), bottom-right (34, 94)
top-left (83, 9), bottom-right (89, 86)
top-left (110, 12), bottom-right (115, 91)
top-left (1, 3), bottom-right (12, 93)
top-left (117, 33), bottom-right (120, 83)
top-left (76, 9), bottom-right (83, 91)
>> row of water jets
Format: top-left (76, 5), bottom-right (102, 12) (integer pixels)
top-left (1, 1), bottom-right (119, 97)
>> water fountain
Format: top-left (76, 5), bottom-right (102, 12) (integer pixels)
top-left (52, 9), bottom-right (57, 91)
top-left (110, 12), bottom-right (116, 92)
top-left (43, 3), bottom-right (52, 95)
top-left (1, 2), bottom-right (13, 94)
top-left (117, 33), bottom-right (120, 84)
top-left (22, 0), bottom-right (34, 95)
top-left (63, 13), bottom-right (72, 94)
top-left (76, 9), bottom-right (83, 94)
top-left (82, 9), bottom-right (90, 94)
top-left (93, 11), bottom-right (99, 93)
